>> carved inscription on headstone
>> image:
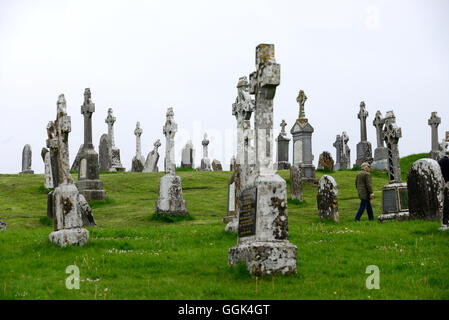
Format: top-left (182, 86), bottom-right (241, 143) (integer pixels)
top-left (238, 188), bottom-right (257, 238)
top-left (382, 188), bottom-right (397, 213)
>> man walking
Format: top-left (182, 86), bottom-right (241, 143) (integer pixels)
top-left (355, 162), bottom-right (374, 221)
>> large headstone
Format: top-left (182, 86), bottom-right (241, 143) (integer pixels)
top-left (47, 94), bottom-right (90, 247)
top-left (407, 158), bottom-right (444, 221)
top-left (317, 151), bottom-right (334, 171)
top-left (155, 108), bottom-right (187, 216)
top-left (75, 88), bottom-right (106, 201)
top-left (228, 44), bottom-right (297, 276)
top-left (333, 132), bottom-right (351, 170)
top-left (143, 139), bottom-right (161, 172)
top-left (131, 121), bottom-right (145, 172)
top-left (378, 111), bottom-right (409, 222)
top-left (105, 108), bottom-right (125, 172)
top-left (355, 101), bottom-right (373, 167)
top-left (41, 148), bottom-right (54, 189)
top-left (428, 112), bottom-right (441, 161)
top-left (181, 140), bottom-right (195, 169)
top-left (290, 90), bottom-right (316, 182)
top-left (317, 175), bottom-right (339, 222)
top-left (200, 133), bottom-right (211, 171)
top-left (275, 120), bottom-right (291, 170)
top-left (371, 111), bottom-right (389, 170)
top-left (21, 144), bottom-right (34, 174)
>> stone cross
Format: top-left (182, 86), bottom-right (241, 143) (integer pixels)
top-left (383, 111), bottom-right (402, 183)
top-left (280, 120), bottom-right (287, 136)
top-left (297, 90), bottom-right (308, 125)
top-left (105, 108), bottom-right (116, 148)
top-left (249, 44), bottom-right (280, 175)
top-left (163, 107), bottom-right (177, 175)
top-left (81, 88), bottom-right (95, 149)
top-left (428, 112), bottom-right (441, 153)
top-left (333, 134), bottom-right (342, 165)
top-left (358, 101), bottom-right (369, 142)
top-left (134, 121), bottom-right (143, 157)
top-left (154, 139), bottom-right (161, 152)
top-left (202, 133), bottom-right (210, 159)
top-left (373, 110), bottom-right (385, 148)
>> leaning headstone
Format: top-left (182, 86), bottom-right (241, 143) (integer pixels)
top-left (181, 140), bottom-right (195, 169)
top-left (407, 158), bottom-right (444, 221)
top-left (41, 148), bottom-right (54, 189)
top-left (372, 111), bottom-right (388, 170)
top-left (143, 139), bottom-right (161, 173)
top-left (229, 44), bottom-right (297, 276)
top-left (105, 108), bottom-right (125, 172)
top-left (155, 108), bottom-right (187, 216)
top-left (78, 194), bottom-right (96, 227)
top-left (131, 121), bottom-right (145, 172)
top-left (378, 111), bottom-right (409, 222)
top-left (212, 159), bottom-right (223, 171)
top-left (290, 90), bottom-right (316, 182)
top-left (317, 175), bottom-right (339, 222)
top-left (47, 94), bottom-right (90, 247)
top-left (70, 144), bottom-right (83, 171)
top-left (317, 151), bottom-right (334, 171)
top-left (428, 112), bottom-right (441, 161)
top-left (21, 144), bottom-right (34, 174)
top-left (275, 120), bottom-right (291, 170)
top-left (355, 101), bottom-right (373, 167)
top-left (0, 220), bottom-right (5, 231)
top-left (290, 164), bottom-right (303, 201)
top-left (200, 133), bottom-right (211, 171)
top-left (75, 88), bottom-right (106, 201)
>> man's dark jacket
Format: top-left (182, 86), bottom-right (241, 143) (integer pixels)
top-left (356, 170), bottom-right (373, 200)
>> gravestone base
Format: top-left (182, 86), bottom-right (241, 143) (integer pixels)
top-left (155, 174), bottom-right (187, 216)
top-left (20, 169), bottom-right (34, 174)
top-left (378, 182), bottom-right (410, 223)
top-left (275, 161), bottom-right (291, 170)
top-left (355, 141), bottom-right (373, 167)
top-left (49, 228), bottom-right (89, 247)
top-left (229, 241), bottom-right (297, 276)
top-left (181, 163), bottom-right (193, 169)
top-left (297, 163), bottom-right (317, 183)
top-left (76, 180), bottom-right (106, 201)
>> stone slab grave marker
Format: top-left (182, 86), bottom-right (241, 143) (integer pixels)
top-left (378, 111), bottom-right (409, 222)
top-left (181, 140), bottom-right (195, 169)
top-left (428, 112), bottom-right (442, 161)
top-left (75, 88), bottom-right (106, 201)
top-left (143, 139), bottom-right (161, 172)
top-left (317, 151), bottom-right (334, 171)
top-left (155, 108), bottom-right (187, 216)
top-left (212, 159), bottom-right (223, 171)
top-left (290, 90), bottom-right (316, 182)
top-left (371, 110), bottom-right (389, 170)
top-left (407, 158), bottom-right (444, 221)
top-left (355, 101), bottom-right (373, 167)
top-left (47, 94), bottom-right (91, 246)
top-left (21, 144), bottom-right (34, 174)
top-left (228, 44), bottom-right (297, 276)
top-left (131, 121), bottom-right (145, 172)
top-left (317, 175), bottom-right (339, 222)
top-left (275, 120), bottom-right (291, 170)
top-left (99, 108), bottom-right (125, 172)
top-left (290, 164), bottom-right (304, 201)
top-left (200, 133), bottom-right (212, 171)
top-left (41, 148), bottom-right (54, 189)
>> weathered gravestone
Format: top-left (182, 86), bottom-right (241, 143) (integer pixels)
top-left (228, 44), bottom-right (297, 276)
top-left (47, 94), bottom-right (91, 247)
top-left (99, 134), bottom-right (112, 171)
top-left (143, 139), bottom-right (161, 172)
top-left (212, 159), bottom-right (223, 171)
top-left (290, 90), bottom-right (316, 182)
top-left (70, 144), bottom-right (83, 172)
top-left (317, 151), bottom-right (334, 171)
top-left (41, 148), bottom-right (54, 189)
top-left (21, 144), bottom-right (34, 174)
top-left (407, 158), bottom-right (444, 221)
top-left (181, 140), bottom-right (195, 169)
top-left (355, 101), bottom-right (373, 167)
top-left (200, 133), bottom-right (212, 171)
top-left (75, 88), bottom-right (106, 201)
top-left (333, 132), bottom-right (351, 170)
top-left (275, 120), bottom-right (291, 170)
top-left (131, 121), bottom-right (145, 172)
top-left (372, 111), bottom-right (388, 170)
top-left (317, 175), bottom-right (339, 222)
top-left (0, 220), bottom-right (6, 231)
top-left (428, 112), bottom-right (442, 161)
top-left (290, 164), bottom-right (304, 201)
top-left (99, 108), bottom-right (125, 172)
top-left (378, 111), bottom-right (409, 222)
top-left (155, 108), bottom-right (187, 216)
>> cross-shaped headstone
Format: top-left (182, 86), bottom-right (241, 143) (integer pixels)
top-left (373, 110), bottom-right (385, 148)
top-left (105, 108), bottom-right (116, 147)
top-left (358, 101), bottom-right (369, 142)
top-left (428, 112), bottom-right (441, 152)
top-left (134, 121), bottom-right (143, 157)
top-left (280, 120), bottom-right (287, 136)
top-left (163, 108), bottom-right (177, 175)
top-left (202, 133), bottom-right (210, 159)
top-left (81, 88), bottom-right (95, 148)
top-left (383, 111), bottom-right (402, 183)
top-left (296, 90), bottom-right (308, 124)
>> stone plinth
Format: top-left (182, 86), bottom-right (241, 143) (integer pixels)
top-left (355, 141), bottom-right (373, 167)
top-left (378, 183), bottom-right (409, 222)
top-left (317, 175), bottom-right (339, 222)
top-left (155, 174), bottom-right (187, 216)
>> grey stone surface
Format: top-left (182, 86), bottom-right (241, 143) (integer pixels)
top-left (383, 111), bottom-right (402, 184)
top-left (212, 159), bottom-right (223, 171)
top-left (99, 134), bottom-right (112, 171)
top-left (21, 144), bottom-right (34, 174)
top-left (290, 164), bottom-right (303, 201)
top-left (428, 112), bottom-right (441, 161)
top-left (70, 144), bottom-right (83, 171)
top-left (230, 156), bottom-right (236, 171)
top-left (131, 121), bottom-right (145, 172)
top-left (275, 120), bottom-right (291, 170)
top-left (372, 110), bottom-right (388, 170)
top-left (75, 88), bottom-right (106, 201)
top-left (229, 44), bottom-right (297, 276)
top-left (0, 220), bottom-right (5, 231)
top-left (105, 108), bottom-right (125, 172)
top-left (47, 94), bottom-right (90, 246)
top-left (181, 140), bottom-right (195, 169)
top-left (143, 139), bottom-right (161, 172)
top-left (317, 151), bottom-right (334, 171)
top-left (333, 132), bottom-right (351, 170)
top-left (407, 158), bottom-right (444, 221)
top-left (200, 133), bottom-right (211, 171)
top-left (78, 194), bottom-right (96, 227)
top-left (355, 101), bottom-right (373, 167)
top-left (41, 148), bottom-right (54, 189)
top-left (317, 175), bottom-right (339, 222)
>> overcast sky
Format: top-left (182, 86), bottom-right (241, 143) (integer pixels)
top-left (1, 0), bottom-right (448, 174)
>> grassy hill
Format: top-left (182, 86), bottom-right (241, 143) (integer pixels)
top-left (1, 153), bottom-right (448, 300)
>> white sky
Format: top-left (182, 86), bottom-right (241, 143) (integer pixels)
top-left (1, 0), bottom-right (448, 174)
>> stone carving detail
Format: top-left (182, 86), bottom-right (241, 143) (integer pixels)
top-left (317, 175), bottom-right (339, 222)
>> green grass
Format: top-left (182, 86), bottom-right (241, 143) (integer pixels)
top-left (0, 154), bottom-right (448, 300)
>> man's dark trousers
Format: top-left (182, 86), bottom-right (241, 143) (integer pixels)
top-left (355, 199), bottom-right (374, 221)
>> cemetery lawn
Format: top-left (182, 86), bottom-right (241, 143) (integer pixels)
top-left (1, 153), bottom-right (448, 300)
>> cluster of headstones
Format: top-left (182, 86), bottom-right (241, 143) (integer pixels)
top-left (180, 135), bottom-right (223, 171)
